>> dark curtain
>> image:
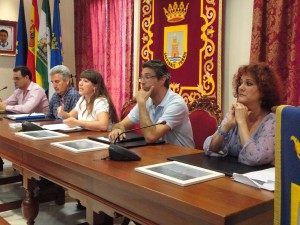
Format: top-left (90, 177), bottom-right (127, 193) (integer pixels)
top-left (250, 0), bottom-right (300, 106)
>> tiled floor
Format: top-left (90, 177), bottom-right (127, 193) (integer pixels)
top-left (0, 196), bottom-right (87, 225)
top-left (0, 160), bottom-right (135, 225)
top-left (0, 160), bottom-right (87, 225)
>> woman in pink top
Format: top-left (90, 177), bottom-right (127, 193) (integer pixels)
top-left (203, 63), bottom-right (283, 166)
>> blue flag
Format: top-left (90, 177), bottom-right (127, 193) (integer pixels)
top-left (51, 0), bottom-right (63, 68)
top-left (275, 106), bottom-right (300, 225)
top-left (15, 0), bottom-right (28, 66)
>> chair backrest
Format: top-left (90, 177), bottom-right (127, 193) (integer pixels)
top-left (188, 96), bottom-right (222, 150)
top-left (121, 98), bottom-right (137, 120)
top-left (274, 105), bottom-right (300, 225)
top-left (121, 98), bottom-right (142, 134)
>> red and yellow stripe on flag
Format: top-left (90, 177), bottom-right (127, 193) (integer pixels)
top-left (27, 0), bottom-right (39, 83)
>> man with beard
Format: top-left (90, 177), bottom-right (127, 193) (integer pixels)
top-left (109, 59), bottom-right (195, 148)
top-left (48, 65), bottom-right (80, 119)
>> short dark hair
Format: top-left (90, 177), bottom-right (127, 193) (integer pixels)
top-left (232, 62), bottom-right (283, 111)
top-left (142, 59), bottom-right (171, 88)
top-left (13, 66), bottom-right (32, 81)
top-left (0, 29), bottom-right (8, 36)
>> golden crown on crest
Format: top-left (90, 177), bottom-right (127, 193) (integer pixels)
top-left (163, 1), bottom-right (189, 23)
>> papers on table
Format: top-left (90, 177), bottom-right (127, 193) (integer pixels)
top-left (9, 122), bottom-right (42, 129)
top-left (6, 113), bottom-right (46, 120)
top-left (42, 123), bottom-right (83, 132)
top-left (9, 123), bottom-right (23, 129)
top-left (232, 167), bottom-right (275, 191)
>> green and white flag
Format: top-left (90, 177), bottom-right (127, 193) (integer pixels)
top-left (36, 0), bottom-right (51, 93)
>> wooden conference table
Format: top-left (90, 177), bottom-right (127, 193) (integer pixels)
top-left (0, 117), bottom-right (274, 225)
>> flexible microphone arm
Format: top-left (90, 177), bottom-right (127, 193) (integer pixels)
top-left (24, 104), bottom-right (50, 119)
top-left (21, 105), bottom-right (50, 132)
top-left (0, 86), bottom-right (7, 92)
top-left (25, 111), bottom-right (34, 120)
top-left (113, 121), bottom-right (167, 144)
top-left (107, 121), bottom-right (167, 161)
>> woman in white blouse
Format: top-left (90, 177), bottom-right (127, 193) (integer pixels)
top-left (57, 69), bottom-right (118, 131)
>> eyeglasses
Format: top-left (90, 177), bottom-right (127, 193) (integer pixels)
top-left (138, 75), bottom-right (157, 82)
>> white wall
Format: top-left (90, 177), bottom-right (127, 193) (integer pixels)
top-left (223, 0), bottom-right (253, 112)
top-left (0, 0), bottom-right (253, 113)
top-left (0, 0), bottom-right (75, 100)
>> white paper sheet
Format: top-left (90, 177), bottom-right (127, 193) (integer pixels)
top-left (232, 167), bottom-right (275, 191)
top-left (42, 123), bottom-right (82, 132)
top-left (6, 113), bottom-right (45, 120)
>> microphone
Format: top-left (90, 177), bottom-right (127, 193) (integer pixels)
top-left (21, 106), bottom-right (49, 132)
top-left (21, 117), bottom-right (44, 132)
top-left (107, 121), bottom-right (167, 161)
top-left (0, 86), bottom-right (7, 92)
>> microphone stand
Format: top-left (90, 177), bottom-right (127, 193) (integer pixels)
top-left (0, 86), bottom-right (7, 92)
top-left (114, 121), bottom-right (166, 144)
top-left (0, 86), bottom-right (7, 104)
top-left (105, 121), bottom-right (166, 161)
top-left (21, 106), bottom-right (49, 132)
